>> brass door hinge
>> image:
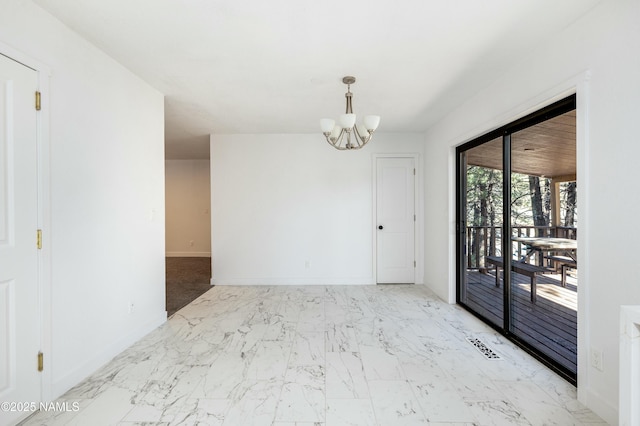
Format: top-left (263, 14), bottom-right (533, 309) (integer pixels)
top-left (37, 352), bottom-right (43, 372)
top-left (37, 229), bottom-right (42, 249)
top-left (35, 91), bottom-right (41, 111)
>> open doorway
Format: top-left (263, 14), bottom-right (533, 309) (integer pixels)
top-left (165, 158), bottom-right (212, 316)
top-left (457, 95), bottom-right (577, 382)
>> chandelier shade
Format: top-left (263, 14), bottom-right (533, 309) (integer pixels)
top-left (320, 119), bottom-right (335, 133)
top-left (320, 76), bottom-right (380, 150)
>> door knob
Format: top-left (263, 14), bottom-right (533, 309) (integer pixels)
top-left (378, 225), bottom-right (384, 230)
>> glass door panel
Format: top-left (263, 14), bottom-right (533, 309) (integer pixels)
top-left (460, 137), bottom-right (504, 328)
top-left (509, 111), bottom-right (577, 376)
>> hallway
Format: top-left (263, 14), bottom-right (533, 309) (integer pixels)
top-left (21, 285), bottom-right (605, 425)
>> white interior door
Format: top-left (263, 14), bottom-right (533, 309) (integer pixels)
top-left (0, 54), bottom-right (41, 426)
top-left (376, 157), bottom-right (415, 284)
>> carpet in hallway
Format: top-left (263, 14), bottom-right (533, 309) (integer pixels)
top-left (165, 257), bottom-right (212, 317)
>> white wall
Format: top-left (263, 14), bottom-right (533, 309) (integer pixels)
top-left (422, 0), bottom-right (640, 423)
top-left (0, 1), bottom-right (166, 400)
top-left (165, 159), bottom-right (211, 257)
top-left (210, 133), bottom-right (424, 285)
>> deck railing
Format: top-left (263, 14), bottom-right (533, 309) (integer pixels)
top-left (466, 225), bottom-right (577, 269)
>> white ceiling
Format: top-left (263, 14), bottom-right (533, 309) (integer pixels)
top-left (33, 0), bottom-right (601, 159)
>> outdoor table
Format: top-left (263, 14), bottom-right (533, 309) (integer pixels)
top-left (512, 236), bottom-right (577, 263)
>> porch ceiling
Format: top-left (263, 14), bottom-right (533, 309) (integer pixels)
top-left (466, 110), bottom-right (576, 179)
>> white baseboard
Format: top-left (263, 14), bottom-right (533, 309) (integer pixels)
top-left (166, 252), bottom-right (211, 257)
top-left (210, 277), bottom-right (375, 286)
top-left (585, 388), bottom-right (618, 425)
top-left (50, 311), bottom-right (167, 400)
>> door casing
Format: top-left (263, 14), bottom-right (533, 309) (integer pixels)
top-left (0, 41), bottom-right (52, 410)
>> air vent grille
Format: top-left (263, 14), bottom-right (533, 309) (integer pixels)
top-left (466, 337), bottom-right (501, 360)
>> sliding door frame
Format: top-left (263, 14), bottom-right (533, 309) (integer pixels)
top-left (456, 94), bottom-right (577, 384)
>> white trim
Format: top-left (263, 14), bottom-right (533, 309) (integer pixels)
top-left (566, 71), bottom-right (623, 424)
top-left (0, 41), bottom-right (53, 404)
top-left (36, 62), bottom-right (53, 406)
top-left (211, 278), bottom-right (374, 286)
top-left (166, 251), bottom-right (211, 258)
top-left (574, 71), bottom-right (591, 408)
top-left (0, 42), bottom-right (50, 75)
top-left (448, 146), bottom-right (457, 303)
top-left (371, 153), bottom-right (423, 285)
top-left (585, 388), bottom-right (618, 426)
top-left (619, 305), bottom-right (640, 426)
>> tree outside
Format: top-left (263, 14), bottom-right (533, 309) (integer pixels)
top-left (466, 165), bottom-right (577, 268)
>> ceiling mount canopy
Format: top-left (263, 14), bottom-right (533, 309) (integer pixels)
top-left (320, 76), bottom-right (380, 150)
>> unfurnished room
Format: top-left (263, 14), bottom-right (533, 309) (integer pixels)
top-left (1, 0), bottom-right (639, 425)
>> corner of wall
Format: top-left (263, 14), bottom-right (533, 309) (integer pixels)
top-left (584, 388), bottom-right (618, 426)
top-left (50, 312), bottom-right (166, 400)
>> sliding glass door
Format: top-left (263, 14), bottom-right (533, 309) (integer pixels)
top-left (457, 95), bottom-right (577, 383)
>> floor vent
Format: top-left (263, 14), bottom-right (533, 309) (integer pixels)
top-left (466, 337), bottom-right (501, 360)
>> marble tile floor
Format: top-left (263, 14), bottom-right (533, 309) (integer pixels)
top-left (20, 285), bottom-right (607, 425)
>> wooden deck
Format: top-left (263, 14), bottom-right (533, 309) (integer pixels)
top-left (463, 268), bottom-right (577, 374)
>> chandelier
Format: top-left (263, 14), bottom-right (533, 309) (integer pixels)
top-left (320, 76), bottom-right (380, 150)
